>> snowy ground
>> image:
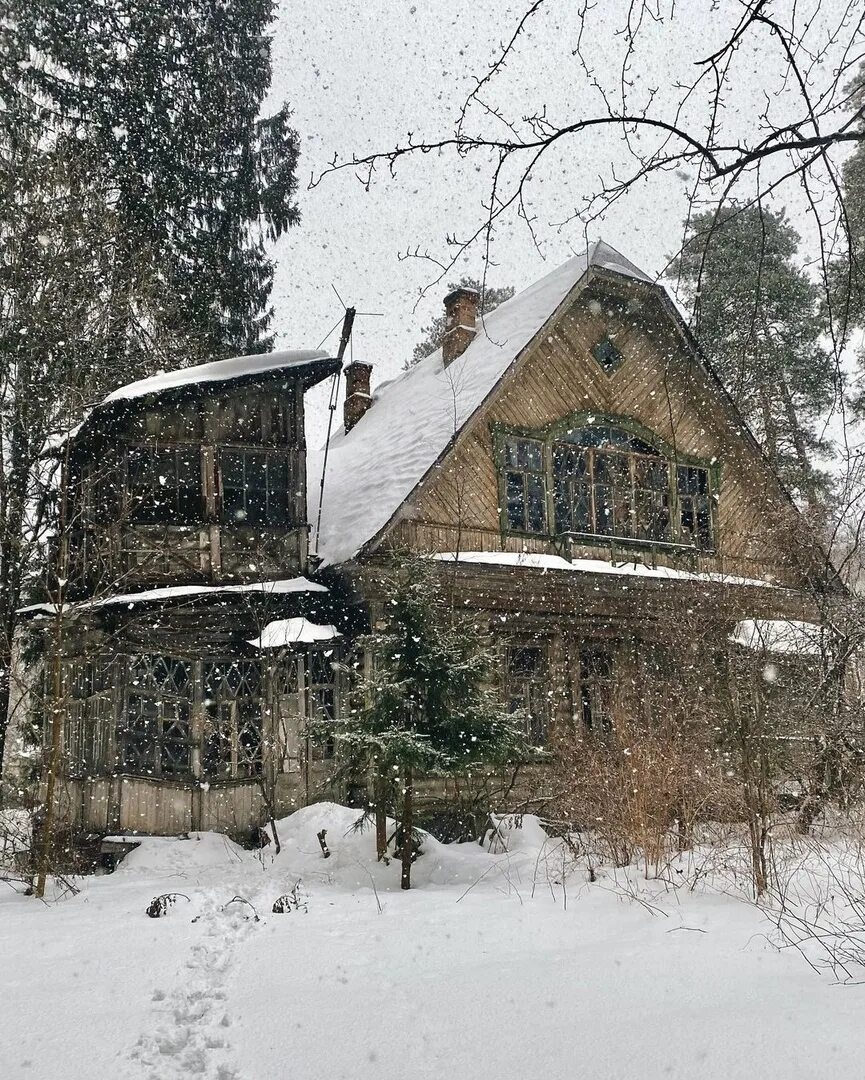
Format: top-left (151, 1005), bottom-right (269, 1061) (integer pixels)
top-left (2, 805), bottom-right (863, 1080)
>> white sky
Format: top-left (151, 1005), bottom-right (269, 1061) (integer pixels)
top-left (265, 0), bottom-right (862, 447)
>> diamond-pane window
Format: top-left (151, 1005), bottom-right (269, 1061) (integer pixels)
top-left (202, 660), bottom-right (263, 779)
top-left (591, 336), bottom-right (625, 374)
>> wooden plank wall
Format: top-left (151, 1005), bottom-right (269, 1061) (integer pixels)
top-left (385, 276), bottom-right (811, 590)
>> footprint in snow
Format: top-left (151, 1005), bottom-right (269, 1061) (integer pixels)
top-left (125, 904), bottom-right (257, 1080)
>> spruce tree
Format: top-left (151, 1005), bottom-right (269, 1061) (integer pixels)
top-left (409, 277), bottom-right (515, 366)
top-left (10, 0), bottom-right (300, 374)
top-left (316, 557), bottom-right (531, 889)
top-left (671, 204), bottom-right (834, 503)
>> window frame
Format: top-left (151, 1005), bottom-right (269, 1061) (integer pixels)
top-left (578, 641), bottom-right (615, 734)
top-left (202, 659), bottom-right (264, 780)
top-left (120, 655), bottom-right (193, 778)
top-left (125, 443), bottom-right (204, 526)
top-left (504, 641), bottom-right (551, 747)
top-left (306, 645), bottom-right (340, 760)
top-left (493, 414), bottom-right (719, 554)
top-left (217, 446), bottom-right (294, 527)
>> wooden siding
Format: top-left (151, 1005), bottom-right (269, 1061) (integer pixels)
top-left (67, 378), bottom-right (310, 595)
top-left (383, 275), bottom-right (813, 590)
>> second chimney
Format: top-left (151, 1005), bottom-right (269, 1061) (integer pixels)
top-left (343, 361), bottom-right (373, 434)
top-left (442, 286), bottom-right (479, 366)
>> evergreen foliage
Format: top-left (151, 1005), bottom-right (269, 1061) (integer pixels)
top-left (409, 277), bottom-right (515, 366)
top-left (836, 64), bottom-right (865, 343)
top-left (7, 0), bottom-right (300, 373)
top-left (311, 556), bottom-right (532, 887)
top-left (671, 204), bottom-right (834, 502)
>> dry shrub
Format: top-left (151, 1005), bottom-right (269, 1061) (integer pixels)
top-left (551, 657), bottom-right (736, 874)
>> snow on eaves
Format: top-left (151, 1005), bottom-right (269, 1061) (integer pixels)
top-left (432, 551), bottom-right (775, 589)
top-left (247, 617), bottom-right (340, 649)
top-left (44, 349), bottom-right (335, 456)
top-left (103, 349), bottom-right (331, 405)
top-left (19, 577), bottom-right (327, 616)
top-left (312, 240), bottom-right (653, 567)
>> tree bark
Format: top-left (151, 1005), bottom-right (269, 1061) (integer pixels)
top-left (374, 765), bottom-right (388, 861)
top-left (400, 765), bottom-right (413, 891)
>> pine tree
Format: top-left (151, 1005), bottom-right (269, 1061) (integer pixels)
top-left (835, 64), bottom-right (865, 338)
top-left (314, 557), bottom-right (531, 889)
top-left (670, 204), bottom-right (834, 503)
top-left (10, 0), bottom-right (300, 374)
top-left (408, 277), bottom-right (515, 367)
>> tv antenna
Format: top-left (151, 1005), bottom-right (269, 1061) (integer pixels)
top-left (312, 288), bottom-right (382, 556)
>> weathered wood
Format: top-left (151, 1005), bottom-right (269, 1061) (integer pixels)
top-left (385, 276), bottom-right (814, 591)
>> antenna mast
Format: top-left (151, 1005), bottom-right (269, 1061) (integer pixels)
top-left (312, 306), bottom-right (355, 556)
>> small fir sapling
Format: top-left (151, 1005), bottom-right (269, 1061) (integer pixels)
top-left (309, 555), bottom-right (533, 889)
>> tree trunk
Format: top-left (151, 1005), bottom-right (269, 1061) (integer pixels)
top-left (780, 380), bottom-right (819, 507)
top-left (758, 385), bottom-right (778, 464)
top-left (34, 613), bottom-right (64, 898)
top-left (374, 765), bottom-right (388, 861)
top-left (400, 765), bottom-right (413, 891)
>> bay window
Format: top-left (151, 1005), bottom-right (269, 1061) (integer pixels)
top-left (499, 419), bottom-right (715, 551)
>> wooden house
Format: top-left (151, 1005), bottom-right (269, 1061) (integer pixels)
top-left (312, 241), bottom-right (842, 798)
top-left (7, 240), bottom-right (843, 839)
top-left (13, 350), bottom-right (355, 837)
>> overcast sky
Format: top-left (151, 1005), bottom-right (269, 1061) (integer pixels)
top-left (265, 0), bottom-right (861, 446)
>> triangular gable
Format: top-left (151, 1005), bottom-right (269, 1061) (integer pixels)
top-left (314, 242), bottom-right (653, 565)
top-left (312, 241), bottom-right (802, 573)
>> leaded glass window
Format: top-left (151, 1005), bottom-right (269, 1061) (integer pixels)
top-left (121, 656), bottom-right (192, 776)
top-left (63, 659), bottom-right (116, 776)
top-left (308, 647), bottom-right (338, 760)
top-left (202, 660), bottom-right (263, 779)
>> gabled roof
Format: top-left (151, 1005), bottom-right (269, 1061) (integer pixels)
top-left (310, 241), bottom-right (658, 567)
top-left (59, 349), bottom-right (340, 453)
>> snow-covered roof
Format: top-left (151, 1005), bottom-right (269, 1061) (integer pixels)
top-left (19, 576), bottom-right (327, 616)
top-left (432, 551), bottom-right (776, 589)
top-left (56, 349), bottom-right (338, 454)
top-left (103, 349), bottom-right (331, 405)
top-left (311, 241), bottom-right (654, 567)
top-left (248, 618), bottom-right (341, 649)
top-left (731, 619), bottom-right (825, 655)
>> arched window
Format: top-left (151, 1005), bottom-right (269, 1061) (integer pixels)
top-left (499, 420), bottom-right (715, 550)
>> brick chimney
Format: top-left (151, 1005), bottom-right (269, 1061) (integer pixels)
top-left (343, 361), bottom-right (373, 434)
top-left (442, 286), bottom-right (479, 366)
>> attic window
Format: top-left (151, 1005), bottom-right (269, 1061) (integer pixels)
top-left (503, 438), bottom-right (547, 534)
top-left (496, 418), bottom-right (717, 551)
top-left (591, 336), bottom-right (625, 375)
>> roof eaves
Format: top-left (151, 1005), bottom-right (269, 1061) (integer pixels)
top-left (67, 355), bottom-right (341, 453)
